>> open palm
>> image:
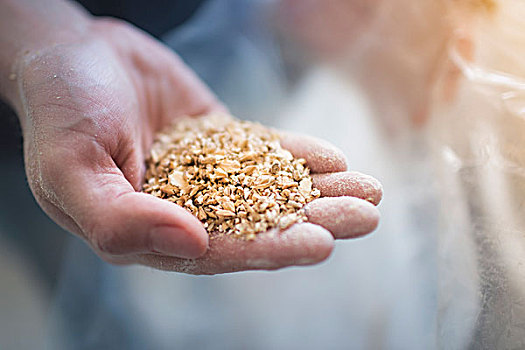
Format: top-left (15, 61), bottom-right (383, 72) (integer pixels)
top-left (18, 18), bottom-right (382, 274)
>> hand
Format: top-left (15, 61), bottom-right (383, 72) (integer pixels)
top-left (139, 132), bottom-right (382, 274)
top-left (14, 18), bottom-right (382, 274)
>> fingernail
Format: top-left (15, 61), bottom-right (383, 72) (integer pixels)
top-left (150, 225), bottom-right (207, 258)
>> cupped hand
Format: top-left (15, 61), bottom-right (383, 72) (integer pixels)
top-left (15, 18), bottom-right (382, 274)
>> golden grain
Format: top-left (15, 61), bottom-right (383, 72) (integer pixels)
top-left (143, 114), bottom-right (320, 239)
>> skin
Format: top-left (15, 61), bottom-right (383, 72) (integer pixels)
top-left (1, 0), bottom-right (382, 274)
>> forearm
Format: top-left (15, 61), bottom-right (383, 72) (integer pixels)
top-left (0, 0), bottom-right (91, 109)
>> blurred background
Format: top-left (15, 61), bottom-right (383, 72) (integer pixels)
top-left (1, 0), bottom-right (525, 349)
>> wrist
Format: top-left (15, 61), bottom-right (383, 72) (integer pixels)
top-left (0, 0), bottom-right (93, 112)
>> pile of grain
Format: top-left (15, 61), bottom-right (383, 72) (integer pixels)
top-left (143, 114), bottom-right (320, 240)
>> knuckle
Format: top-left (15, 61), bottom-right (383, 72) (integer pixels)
top-left (90, 228), bottom-right (120, 256)
top-left (92, 17), bottom-right (135, 39)
top-left (84, 218), bottom-right (119, 255)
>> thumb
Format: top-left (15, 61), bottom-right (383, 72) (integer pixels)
top-left (83, 184), bottom-right (209, 259)
top-left (35, 149), bottom-right (208, 260)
